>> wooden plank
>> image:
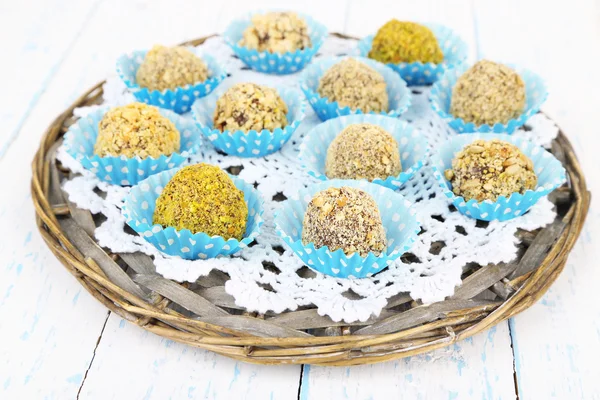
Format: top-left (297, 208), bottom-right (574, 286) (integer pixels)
top-left (268, 308), bottom-right (395, 329)
top-left (510, 219), bottom-right (567, 279)
top-left (300, 1), bottom-right (520, 398)
top-left (195, 286), bottom-right (241, 310)
top-left (78, 314), bottom-right (301, 400)
top-left (475, 0), bottom-right (600, 398)
top-left (355, 299), bottom-right (498, 335)
top-left (300, 323), bottom-right (517, 399)
top-left (119, 253), bottom-right (156, 275)
top-left (133, 274), bottom-right (228, 317)
top-left (0, 0), bottom-right (100, 158)
top-left (58, 0), bottom-right (356, 396)
top-left (0, 1), bottom-right (123, 398)
top-left (0, 0), bottom-right (301, 397)
top-left (200, 315), bottom-right (313, 338)
top-left (61, 219), bottom-right (146, 299)
top-left (452, 262), bottom-right (517, 300)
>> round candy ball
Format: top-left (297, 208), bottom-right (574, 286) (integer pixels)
top-left (94, 102), bottom-right (180, 159)
top-left (368, 20), bottom-right (443, 64)
top-left (326, 123), bottom-right (401, 181)
top-left (317, 58), bottom-right (389, 113)
top-left (239, 12), bottom-right (312, 53)
top-left (445, 139), bottom-right (537, 202)
top-left (153, 164), bottom-right (248, 240)
top-left (136, 45), bottom-right (209, 91)
top-left (450, 60), bottom-right (526, 126)
top-left (302, 187), bottom-right (387, 257)
top-left (213, 83), bottom-right (288, 133)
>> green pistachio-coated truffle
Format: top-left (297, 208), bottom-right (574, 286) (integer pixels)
top-left (368, 20), bottom-right (443, 64)
top-left (153, 164), bottom-right (248, 240)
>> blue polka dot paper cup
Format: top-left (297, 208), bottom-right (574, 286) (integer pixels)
top-left (298, 114), bottom-right (428, 190)
top-left (223, 11), bottom-right (328, 75)
top-left (63, 106), bottom-right (202, 186)
top-left (116, 49), bottom-right (227, 114)
top-left (429, 63), bottom-right (548, 134)
top-left (357, 24), bottom-right (468, 85)
top-left (274, 180), bottom-right (420, 278)
top-left (300, 56), bottom-right (412, 122)
top-left (191, 84), bottom-right (306, 157)
top-left (431, 134), bottom-right (566, 222)
top-left (122, 168), bottom-right (264, 260)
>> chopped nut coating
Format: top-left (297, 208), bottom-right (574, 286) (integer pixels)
top-left (317, 58), bottom-right (388, 113)
top-left (94, 102), bottom-right (180, 158)
top-left (302, 187), bottom-right (387, 257)
top-left (136, 45), bottom-right (209, 91)
top-left (325, 123), bottom-right (401, 181)
top-left (445, 139), bottom-right (537, 202)
top-left (239, 12), bottom-right (311, 53)
top-left (213, 83), bottom-right (288, 133)
top-left (450, 60), bottom-right (526, 126)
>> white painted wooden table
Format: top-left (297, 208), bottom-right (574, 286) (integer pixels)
top-left (0, 0), bottom-right (598, 398)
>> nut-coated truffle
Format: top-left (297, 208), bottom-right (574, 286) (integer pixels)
top-left (302, 187), bottom-right (387, 257)
top-left (368, 20), bottom-right (443, 64)
top-left (445, 139), bottom-right (537, 202)
top-left (317, 58), bottom-right (389, 113)
top-left (94, 102), bottom-right (180, 158)
top-left (450, 60), bottom-right (526, 126)
top-left (153, 164), bottom-right (248, 240)
top-left (213, 83), bottom-right (288, 132)
top-left (326, 123), bottom-right (401, 181)
top-left (239, 12), bottom-right (311, 53)
top-left (136, 45), bottom-right (209, 91)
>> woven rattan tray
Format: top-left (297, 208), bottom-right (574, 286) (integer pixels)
top-left (31, 34), bottom-right (590, 366)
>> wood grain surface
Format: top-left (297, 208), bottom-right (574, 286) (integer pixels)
top-left (1, 0), bottom-right (598, 398)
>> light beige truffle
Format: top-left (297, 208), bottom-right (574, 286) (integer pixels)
top-left (239, 12), bottom-right (311, 53)
top-left (136, 45), bottom-right (209, 91)
top-left (213, 83), bottom-right (288, 132)
top-left (94, 103), bottom-right (180, 158)
top-left (326, 123), bottom-right (401, 181)
top-left (302, 187), bottom-right (387, 257)
top-left (317, 58), bottom-right (389, 113)
top-left (445, 139), bottom-right (537, 202)
top-left (450, 60), bottom-right (526, 126)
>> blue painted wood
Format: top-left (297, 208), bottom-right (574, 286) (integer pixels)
top-left (299, 324), bottom-right (517, 399)
top-left (0, 0), bottom-right (101, 159)
top-left (5, 0), bottom-right (598, 398)
top-left (474, 0), bottom-right (600, 398)
top-left (79, 315), bottom-right (301, 399)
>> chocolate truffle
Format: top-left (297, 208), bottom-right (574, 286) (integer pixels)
top-left (94, 103), bottom-right (180, 158)
top-left (153, 164), bottom-right (248, 240)
top-left (302, 187), bottom-right (387, 257)
top-left (450, 60), bottom-right (526, 126)
top-left (326, 123), bottom-right (401, 181)
top-left (239, 12), bottom-right (311, 53)
top-left (445, 139), bottom-right (537, 202)
top-left (213, 83), bottom-right (288, 132)
top-left (368, 20), bottom-right (443, 64)
top-left (317, 58), bottom-right (389, 113)
top-left (136, 45), bottom-right (209, 91)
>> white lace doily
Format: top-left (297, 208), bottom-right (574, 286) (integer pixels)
top-left (57, 36), bottom-right (559, 323)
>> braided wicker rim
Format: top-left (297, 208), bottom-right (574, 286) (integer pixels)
top-left (31, 34), bottom-right (591, 366)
